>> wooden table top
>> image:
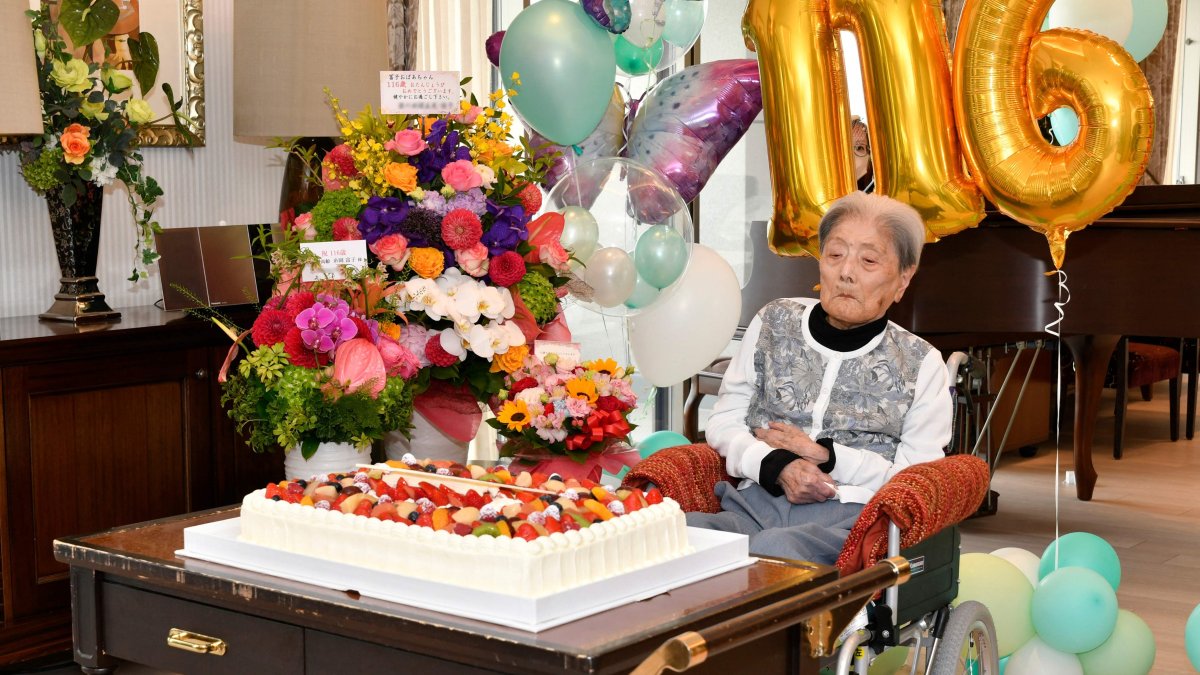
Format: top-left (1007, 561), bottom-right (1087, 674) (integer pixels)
top-left (55, 508), bottom-right (837, 674)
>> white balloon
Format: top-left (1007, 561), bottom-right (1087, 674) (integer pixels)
top-left (991, 547), bottom-right (1042, 587)
top-left (1006, 636), bottom-right (1082, 675)
top-left (584, 247), bottom-right (638, 307)
top-left (624, 0), bottom-right (667, 48)
top-left (1046, 0), bottom-right (1134, 45)
top-left (560, 206), bottom-right (600, 264)
top-left (628, 244), bottom-right (741, 387)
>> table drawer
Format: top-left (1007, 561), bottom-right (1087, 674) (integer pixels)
top-left (101, 581), bottom-right (303, 675)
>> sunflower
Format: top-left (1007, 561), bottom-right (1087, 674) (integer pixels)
top-left (566, 378), bottom-right (598, 404)
top-left (496, 399), bottom-right (532, 432)
top-left (583, 358), bottom-right (619, 376)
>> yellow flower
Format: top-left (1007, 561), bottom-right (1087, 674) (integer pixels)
top-left (80, 100), bottom-right (109, 122)
top-left (583, 358), bottom-right (619, 376)
top-left (490, 344), bottom-right (529, 374)
top-left (497, 399), bottom-right (532, 432)
top-left (126, 98), bottom-right (155, 124)
top-left (102, 69), bottom-right (133, 93)
top-left (51, 58), bottom-right (91, 93)
top-left (383, 161), bottom-right (418, 193)
top-left (566, 378), bottom-right (598, 404)
top-left (408, 247), bottom-right (445, 279)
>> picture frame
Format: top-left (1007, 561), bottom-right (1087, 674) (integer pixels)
top-left (32, 0), bottom-right (206, 147)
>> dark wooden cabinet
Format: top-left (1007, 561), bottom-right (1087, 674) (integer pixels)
top-left (0, 307), bottom-right (280, 665)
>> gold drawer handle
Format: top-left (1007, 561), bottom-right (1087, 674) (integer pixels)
top-left (167, 628), bottom-right (227, 656)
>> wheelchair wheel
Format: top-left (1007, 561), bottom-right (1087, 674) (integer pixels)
top-left (929, 601), bottom-right (1000, 675)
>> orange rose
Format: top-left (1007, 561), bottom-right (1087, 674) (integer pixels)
top-left (490, 344), bottom-right (529, 374)
top-left (384, 162), bottom-right (419, 193)
top-left (408, 247), bottom-right (445, 279)
top-left (60, 123), bottom-right (91, 165)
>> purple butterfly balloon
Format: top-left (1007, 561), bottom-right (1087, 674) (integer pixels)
top-left (625, 59), bottom-right (762, 204)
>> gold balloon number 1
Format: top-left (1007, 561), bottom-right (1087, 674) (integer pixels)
top-left (744, 0), bottom-right (1153, 268)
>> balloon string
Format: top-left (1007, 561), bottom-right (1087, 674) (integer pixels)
top-left (1043, 270), bottom-right (1071, 569)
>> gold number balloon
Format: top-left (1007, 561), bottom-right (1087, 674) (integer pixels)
top-left (743, 0), bottom-right (983, 257)
top-left (953, 0), bottom-right (1153, 268)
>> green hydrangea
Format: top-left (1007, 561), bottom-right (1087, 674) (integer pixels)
top-left (21, 149), bottom-right (64, 193)
top-left (310, 188), bottom-right (363, 240)
top-left (515, 272), bottom-right (558, 324)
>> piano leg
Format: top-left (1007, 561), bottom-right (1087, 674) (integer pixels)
top-left (1063, 334), bottom-right (1120, 501)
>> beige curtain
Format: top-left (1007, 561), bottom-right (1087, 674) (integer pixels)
top-left (417, 0), bottom-right (494, 102)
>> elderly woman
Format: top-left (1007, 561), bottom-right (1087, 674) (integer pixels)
top-left (687, 192), bottom-right (952, 564)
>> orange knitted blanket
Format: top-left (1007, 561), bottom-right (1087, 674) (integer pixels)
top-left (834, 454), bottom-right (989, 576)
top-left (621, 443), bottom-right (729, 513)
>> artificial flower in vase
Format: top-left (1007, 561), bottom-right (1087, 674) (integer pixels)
top-left (489, 355), bottom-right (641, 482)
top-left (214, 267), bottom-right (419, 479)
top-left (17, 4), bottom-right (193, 322)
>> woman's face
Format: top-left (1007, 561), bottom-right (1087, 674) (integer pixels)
top-left (818, 217), bottom-right (914, 330)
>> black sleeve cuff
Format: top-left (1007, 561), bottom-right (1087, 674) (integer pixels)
top-left (815, 438), bottom-right (837, 474)
top-left (758, 449), bottom-right (801, 497)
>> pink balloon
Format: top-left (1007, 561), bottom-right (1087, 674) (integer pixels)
top-left (625, 59), bottom-right (762, 203)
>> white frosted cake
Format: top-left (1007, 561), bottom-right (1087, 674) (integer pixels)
top-left (238, 459), bottom-right (691, 596)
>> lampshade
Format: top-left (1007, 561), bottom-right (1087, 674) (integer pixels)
top-left (0, 0), bottom-right (44, 135)
top-left (233, 0), bottom-right (390, 137)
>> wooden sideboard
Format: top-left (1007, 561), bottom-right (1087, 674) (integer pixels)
top-left (0, 306), bottom-right (281, 665)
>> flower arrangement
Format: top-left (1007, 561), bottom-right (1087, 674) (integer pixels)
top-left (16, 4), bottom-right (194, 280)
top-left (218, 268), bottom-right (417, 459)
top-left (488, 355), bottom-right (640, 477)
top-left (276, 86), bottom-right (571, 411)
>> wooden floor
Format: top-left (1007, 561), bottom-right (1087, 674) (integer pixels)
top-left (961, 383), bottom-right (1200, 674)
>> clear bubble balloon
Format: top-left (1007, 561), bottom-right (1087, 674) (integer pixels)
top-left (663, 0), bottom-right (705, 47)
top-left (624, 0), bottom-right (667, 48)
top-left (547, 157), bottom-right (693, 317)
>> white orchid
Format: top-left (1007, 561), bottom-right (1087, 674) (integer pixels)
top-left (477, 286), bottom-right (510, 321)
top-left (438, 328), bottom-right (468, 360)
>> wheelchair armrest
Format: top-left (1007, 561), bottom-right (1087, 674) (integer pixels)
top-left (621, 443), bottom-right (732, 514)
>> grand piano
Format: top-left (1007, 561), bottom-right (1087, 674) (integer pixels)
top-left (891, 185), bottom-right (1200, 500)
top-left (735, 185), bottom-right (1200, 501)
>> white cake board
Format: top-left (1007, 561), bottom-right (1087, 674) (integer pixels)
top-left (178, 519), bottom-right (752, 632)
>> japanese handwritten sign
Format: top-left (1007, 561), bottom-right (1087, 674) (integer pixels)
top-left (379, 71), bottom-right (460, 115)
top-left (300, 240), bottom-right (368, 282)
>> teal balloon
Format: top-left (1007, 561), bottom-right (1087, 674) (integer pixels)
top-left (624, 276), bottom-right (661, 309)
top-left (1049, 107), bottom-right (1080, 145)
top-left (615, 35), bottom-right (665, 76)
top-left (1031, 568), bottom-right (1118, 654)
top-left (663, 0), bottom-right (705, 48)
top-left (999, 655), bottom-right (1008, 674)
top-left (1077, 609), bottom-right (1156, 675)
top-left (1123, 0), bottom-right (1168, 61)
top-left (636, 430), bottom-right (690, 458)
top-left (1039, 531), bottom-right (1121, 591)
top-left (1188, 604), bottom-right (1200, 671)
top-left (500, 0), bottom-right (617, 146)
top-left (634, 225), bottom-right (688, 288)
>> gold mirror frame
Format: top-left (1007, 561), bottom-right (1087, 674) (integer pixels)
top-left (0, 0), bottom-right (204, 147)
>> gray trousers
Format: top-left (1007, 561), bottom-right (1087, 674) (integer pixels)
top-left (686, 481), bottom-right (864, 565)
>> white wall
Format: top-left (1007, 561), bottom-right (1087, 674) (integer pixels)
top-left (0, 0), bottom-right (286, 318)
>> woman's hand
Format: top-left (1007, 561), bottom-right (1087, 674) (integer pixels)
top-left (777, 460), bottom-right (838, 504)
top-left (754, 421), bottom-right (829, 463)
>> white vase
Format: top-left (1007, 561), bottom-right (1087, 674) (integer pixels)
top-left (383, 411), bottom-right (470, 465)
top-left (284, 442), bottom-right (372, 480)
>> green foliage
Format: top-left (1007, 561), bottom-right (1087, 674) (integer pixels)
top-left (20, 148), bottom-right (64, 192)
top-left (57, 0), bottom-right (119, 47)
top-left (223, 346), bottom-right (415, 454)
top-left (514, 272), bottom-right (557, 323)
top-left (310, 189), bottom-right (363, 240)
top-left (127, 32), bottom-right (160, 95)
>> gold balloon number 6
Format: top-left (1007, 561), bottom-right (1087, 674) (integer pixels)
top-left (744, 0), bottom-right (1153, 268)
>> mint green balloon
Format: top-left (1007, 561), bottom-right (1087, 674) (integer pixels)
top-left (636, 430), bottom-right (690, 458)
top-left (1039, 531), bottom-right (1121, 591)
top-left (624, 276), bottom-right (660, 310)
top-left (615, 35), bottom-right (664, 75)
top-left (1077, 609), bottom-right (1155, 675)
top-left (1049, 107), bottom-right (1080, 145)
top-left (999, 655), bottom-right (1008, 674)
top-left (1032, 567), bottom-right (1118, 654)
top-left (1123, 0), bottom-right (1168, 61)
top-left (500, 0), bottom-right (617, 146)
top-left (1187, 604), bottom-right (1200, 671)
top-left (634, 225), bottom-right (688, 288)
top-left (663, 0), bottom-right (705, 47)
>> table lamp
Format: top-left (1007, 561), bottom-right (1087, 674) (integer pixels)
top-left (233, 0), bottom-right (418, 220)
top-left (0, 0), bottom-right (45, 136)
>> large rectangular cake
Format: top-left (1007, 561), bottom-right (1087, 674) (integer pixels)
top-left (239, 456), bottom-right (691, 596)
